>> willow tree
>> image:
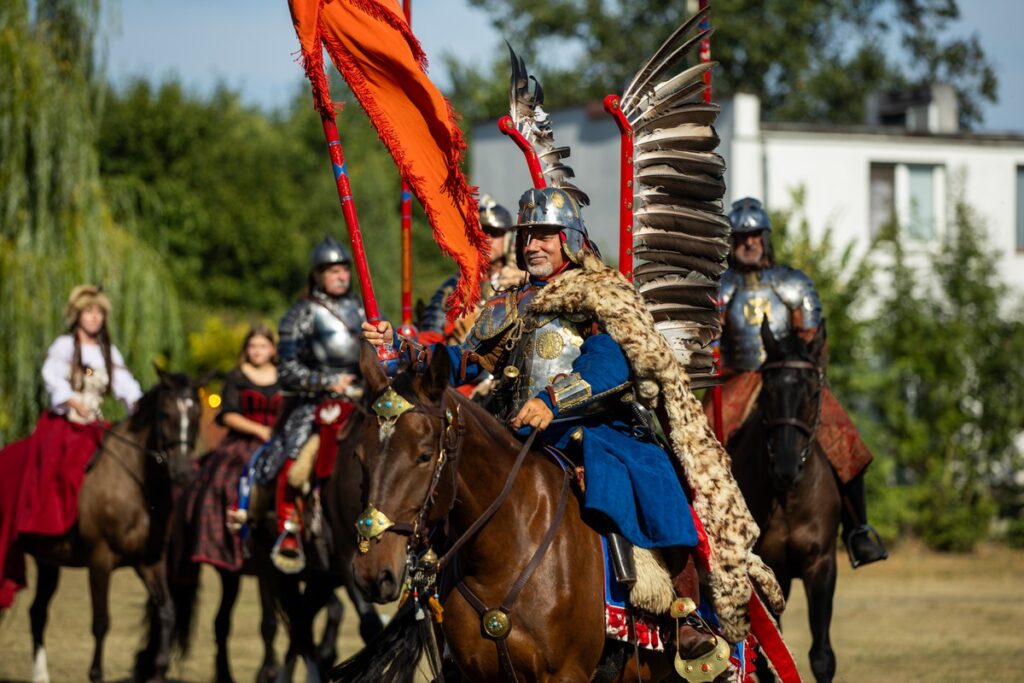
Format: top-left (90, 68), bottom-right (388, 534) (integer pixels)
top-left (0, 0), bottom-right (183, 442)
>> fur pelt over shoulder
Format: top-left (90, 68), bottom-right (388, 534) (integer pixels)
top-left (528, 254), bottom-right (785, 643)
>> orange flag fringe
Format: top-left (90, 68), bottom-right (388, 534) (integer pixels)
top-left (289, 0), bottom-right (488, 320)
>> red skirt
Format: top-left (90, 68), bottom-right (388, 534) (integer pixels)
top-left (180, 432), bottom-right (262, 572)
top-left (0, 411), bottom-right (106, 608)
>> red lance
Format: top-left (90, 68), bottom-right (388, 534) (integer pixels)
top-left (698, 0), bottom-right (725, 445)
top-left (397, 0), bottom-right (417, 338)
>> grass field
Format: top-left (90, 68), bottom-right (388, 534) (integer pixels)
top-left (1, 541), bottom-right (1022, 682)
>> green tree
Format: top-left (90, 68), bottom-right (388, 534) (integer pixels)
top-left (99, 78), bottom-right (456, 325)
top-left (0, 0), bottom-right (183, 442)
top-left (769, 187), bottom-right (877, 405)
top-left (452, 0), bottom-right (997, 128)
top-left (864, 198), bottom-right (1024, 550)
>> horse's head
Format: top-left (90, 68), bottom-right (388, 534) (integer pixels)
top-left (352, 342), bottom-right (459, 603)
top-left (758, 319), bottom-right (827, 492)
top-left (133, 367), bottom-right (208, 485)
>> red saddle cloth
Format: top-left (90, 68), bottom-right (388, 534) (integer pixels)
top-left (0, 411), bottom-right (106, 607)
top-left (704, 371), bottom-right (873, 483)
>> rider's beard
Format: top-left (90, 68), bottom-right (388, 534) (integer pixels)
top-left (526, 261), bottom-right (554, 278)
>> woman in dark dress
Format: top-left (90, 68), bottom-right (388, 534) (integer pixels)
top-left (184, 325), bottom-right (281, 571)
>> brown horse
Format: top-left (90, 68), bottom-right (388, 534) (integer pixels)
top-left (334, 343), bottom-right (683, 683)
top-left (20, 369), bottom-right (204, 683)
top-left (728, 322), bottom-right (840, 683)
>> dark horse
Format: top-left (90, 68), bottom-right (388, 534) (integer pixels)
top-left (728, 322), bottom-right (840, 683)
top-left (170, 406), bottom-right (383, 683)
top-left (168, 482), bottom-right (285, 682)
top-left (20, 369), bottom-right (204, 683)
top-left (335, 343), bottom-right (683, 683)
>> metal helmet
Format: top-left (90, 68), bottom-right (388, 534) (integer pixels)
top-left (478, 194), bottom-right (514, 235)
top-left (727, 197), bottom-right (774, 268)
top-left (514, 187), bottom-right (595, 270)
top-left (309, 235), bottom-right (351, 271)
top-left (728, 197), bottom-right (772, 235)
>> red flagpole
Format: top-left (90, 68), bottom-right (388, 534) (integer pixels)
top-left (321, 116), bottom-right (380, 321)
top-left (320, 115), bottom-right (399, 366)
top-left (398, 0), bottom-right (416, 335)
top-left (699, 0), bottom-right (724, 444)
top-left (604, 95), bottom-right (634, 281)
top-left (498, 116), bottom-right (546, 189)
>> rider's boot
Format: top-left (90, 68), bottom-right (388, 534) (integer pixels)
top-left (669, 548), bottom-right (717, 659)
top-left (271, 460), bottom-right (305, 573)
top-left (839, 470), bottom-right (888, 568)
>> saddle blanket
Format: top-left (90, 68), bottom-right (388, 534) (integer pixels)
top-left (600, 535), bottom-right (665, 651)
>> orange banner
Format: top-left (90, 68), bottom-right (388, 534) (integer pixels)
top-left (289, 0), bottom-right (488, 319)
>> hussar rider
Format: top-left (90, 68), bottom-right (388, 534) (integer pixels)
top-left (365, 187), bottom-right (782, 669)
top-left (708, 197), bottom-right (888, 568)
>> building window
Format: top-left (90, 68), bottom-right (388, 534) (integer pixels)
top-left (906, 164), bottom-right (937, 240)
top-left (1017, 166), bottom-right (1024, 252)
top-left (868, 162), bottom-right (944, 242)
top-left (870, 163), bottom-right (895, 237)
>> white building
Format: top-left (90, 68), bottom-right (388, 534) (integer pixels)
top-left (470, 88), bottom-right (1024, 292)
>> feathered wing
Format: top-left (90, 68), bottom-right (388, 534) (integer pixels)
top-left (621, 12), bottom-right (727, 385)
top-left (506, 44), bottom-right (589, 208)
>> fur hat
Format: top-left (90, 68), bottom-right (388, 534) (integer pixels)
top-left (64, 285), bottom-right (112, 329)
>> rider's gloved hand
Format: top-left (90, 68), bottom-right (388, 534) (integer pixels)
top-left (361, 320), bottom-right (394, 347)
top-left (510, 398), bottom-right (554, 431)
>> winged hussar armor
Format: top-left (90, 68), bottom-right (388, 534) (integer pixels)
top-left (617, 6), bottom-right (729, 385)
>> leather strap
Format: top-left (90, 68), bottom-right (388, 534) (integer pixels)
top-left (437, 429), bottom-right (538, 570)
top-left (454, 468), bottom-right (572, 683)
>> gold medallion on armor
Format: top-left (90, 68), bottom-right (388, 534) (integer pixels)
top-left (536, 330), bottom-right (565, 359)
top-left (742, 296), bottom-right (772, 325)
top-left (551, 191), bottom-right (565, 209)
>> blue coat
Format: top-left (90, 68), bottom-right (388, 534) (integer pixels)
top-left (443, 298), bottom-right (698, 550)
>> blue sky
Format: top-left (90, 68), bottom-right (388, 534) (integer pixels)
top-left (103, 0), bottom-right (1022, 132)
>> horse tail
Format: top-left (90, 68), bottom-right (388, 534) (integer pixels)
top-left (330, 598), bottom-right (423, 683)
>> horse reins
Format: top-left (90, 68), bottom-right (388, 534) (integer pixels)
top-left (361, 387), bottom-right (573, 683)
top-left (761, 359), bottom-right (824, 468)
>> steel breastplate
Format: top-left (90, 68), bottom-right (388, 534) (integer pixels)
top-left (721, 270), bottom-right (794, 371)
top-left (504, 313), bottom-right (587, 416)
top-left (309, 297), bottom-right (361, 371)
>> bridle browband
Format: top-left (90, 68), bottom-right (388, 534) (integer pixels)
top-left (357, 387), bottom-right (538, 564)
top-left (761, 359), bottom-right (823, 470)
top-left (94, 387), bottom-right (197, 487)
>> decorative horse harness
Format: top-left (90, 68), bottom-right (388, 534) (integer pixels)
top-left (356, 385), bottom-right (573, 683)
top-left (760, 359), bottom-right (824, 471)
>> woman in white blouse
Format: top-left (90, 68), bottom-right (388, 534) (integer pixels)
top-left (0, 285), bottom-right (142, 608)
top-left (43, 285), bottom-right (142, 421)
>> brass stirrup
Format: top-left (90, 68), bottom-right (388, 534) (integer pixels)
top-left (674, 635), bottom-right (730, 682)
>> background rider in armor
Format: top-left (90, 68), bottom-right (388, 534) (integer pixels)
top-left (252, 236), bottom-right (364, 571)
top-left (417, 193), bottom-right (525, 347)
top-left (706, 197), bottom-right (888, 568)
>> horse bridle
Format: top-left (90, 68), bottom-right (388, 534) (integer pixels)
top-left (94, 389), bottom-right (197, 488)
top-left (356, 386), bottom-right (565, 683)
top-left (356, 389), bottom-right (468, 554)
top-left (761, 359), bottom-right (824, 469)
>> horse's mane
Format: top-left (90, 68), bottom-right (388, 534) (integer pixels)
top-left (128, 372), bottom-right (191, 432)
top-left (763, 330), bottom-right (818, 366)
top-left (385, 369), bottom-right (529, 455)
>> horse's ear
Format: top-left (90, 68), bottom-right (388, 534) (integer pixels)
top-left (154, 363), bottom-right (171, 385)
top-left (414, 346), bottom-right (451, 403)
top-left (192, 369), bottom-right (218, 390)
top-left (808, 319), bottom-right (828, 364)
top-left (360, 340), bottom-right (389, 396)
top-left (760, 318), bottom-right (779, 358)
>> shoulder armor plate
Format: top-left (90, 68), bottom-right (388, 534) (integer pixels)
top-left (471, 290), bottom-right (520, 342)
